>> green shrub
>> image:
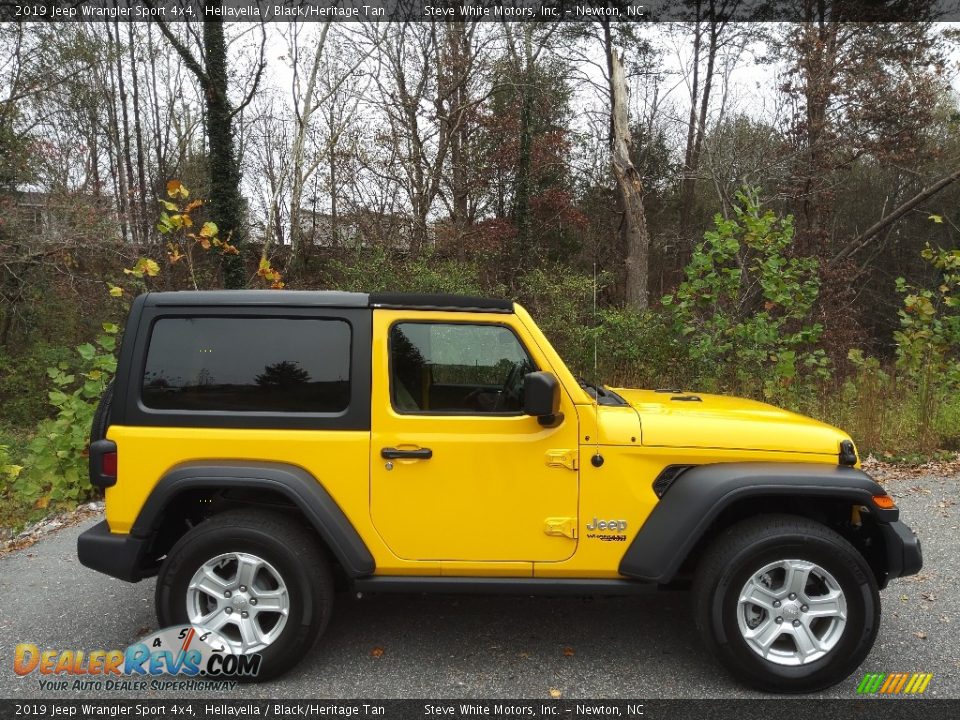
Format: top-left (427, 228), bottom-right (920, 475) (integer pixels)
top-left (893, 242), bottom-right (960, 445)
top-left (513, 268), bottom-right (597, 375)
top-left (328, 247), bottom-right (498, 296)
top-left (662, 188), bottom-right (830, 404)
top-left (12, 324), bottom-right (117, 510)
top-left (592, 309), bottom-right (690, 389)
top-left (0, 343), bottom-right (75, 426)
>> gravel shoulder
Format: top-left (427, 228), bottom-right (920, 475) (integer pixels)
top-left (0, 465), bottom-right (956, 700)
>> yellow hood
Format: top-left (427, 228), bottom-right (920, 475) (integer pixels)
top-left (611, 388), bottom-right (849, 457)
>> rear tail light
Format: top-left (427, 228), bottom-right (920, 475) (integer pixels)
top-left (89, 439), bottom-right (118, 489)
top-left (101, 451), bottom-right (117, 477)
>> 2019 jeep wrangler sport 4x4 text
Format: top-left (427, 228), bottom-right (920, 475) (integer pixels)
top-left (78, 291), bottom-right (922, 691)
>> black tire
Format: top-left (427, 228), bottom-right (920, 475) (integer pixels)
top-left (155, 509), bottom-right (334, 682)
top-left (692, 514), bottom-right (880, 693)
top-left (90, 380), bottom-right (114, 444)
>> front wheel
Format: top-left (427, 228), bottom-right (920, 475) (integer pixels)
top-left (693, 514), bottom-right (880, 693)
top-left (155, 509), bottom-right (333, 681)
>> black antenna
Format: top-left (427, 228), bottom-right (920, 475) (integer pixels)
top-left (591, 262), bottom-right (604, 468)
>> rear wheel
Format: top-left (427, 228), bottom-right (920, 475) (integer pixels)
top-left (693, 514), bottom-right (880, 693)
top-left (155, 509), bottom-right (333, 681)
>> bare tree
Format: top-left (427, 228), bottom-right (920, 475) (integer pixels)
top-left (363, 21), bottom-right (449, 253)
top-left (286, 23), bottom-right (371, 271)
top-left (607, 42), bottom-right (650, 310)
top-left (677, 0), bottom-right (746, 239)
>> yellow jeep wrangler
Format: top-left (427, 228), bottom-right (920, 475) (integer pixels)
top-left (78, 291), bottom-right (921, 691)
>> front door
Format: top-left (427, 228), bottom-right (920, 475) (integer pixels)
top-left (370, 309), bottom-right (580, 563)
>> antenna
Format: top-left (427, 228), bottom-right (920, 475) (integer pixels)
top-left (593, 262), bottom-right (598, 379)
top-left (591, 262), bottom-right (604, 468)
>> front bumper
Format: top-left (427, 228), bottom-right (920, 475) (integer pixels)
top-left (77, 520), bottom-right (152, 582)
top-left (880, 520), bottom-right (923, 585)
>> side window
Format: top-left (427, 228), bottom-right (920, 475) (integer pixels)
top-left (142, 317), bottom-right (351, 413)
top-left (390, 322), bottom-right (535, 414)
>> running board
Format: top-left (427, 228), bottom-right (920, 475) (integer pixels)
top-left (352, 577), bottom-right (661, 596)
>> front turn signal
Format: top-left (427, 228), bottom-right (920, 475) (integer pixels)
top-left (872, 494), bottom-right (897, 510)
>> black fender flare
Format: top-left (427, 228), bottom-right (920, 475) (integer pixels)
top-left (618, 462), bottom-right (896, 583)
top-left (132, 461), bottom-right (375, 577)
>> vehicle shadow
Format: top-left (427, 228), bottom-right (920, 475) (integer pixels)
top-left (285, 591), bottom-right (731, 699)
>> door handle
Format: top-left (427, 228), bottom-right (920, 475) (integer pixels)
top-left (381, 447), bottom-right (433, 460)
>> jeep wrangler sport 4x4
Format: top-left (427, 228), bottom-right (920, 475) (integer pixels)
top-left (78, 291), bottom-right (921, 691)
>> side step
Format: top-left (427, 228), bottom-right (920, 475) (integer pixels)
top-left (352, 577), bottom-right (661, 596)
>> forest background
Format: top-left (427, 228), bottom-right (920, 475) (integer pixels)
top-left (2, 8), bottom-right (959, 525)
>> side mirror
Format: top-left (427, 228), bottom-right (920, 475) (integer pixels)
top-left (523, 371), bottom-right (562, 427)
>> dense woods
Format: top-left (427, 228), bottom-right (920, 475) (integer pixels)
top-left (1, 13), bottom-right (960, 520)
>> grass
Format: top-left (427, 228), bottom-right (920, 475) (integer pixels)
top-left (810, 373), bottom-right (960, 459)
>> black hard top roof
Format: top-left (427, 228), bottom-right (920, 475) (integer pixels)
top-left (142, 290), bottom-right (512, 313)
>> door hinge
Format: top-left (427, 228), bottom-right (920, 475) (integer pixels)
top-left (545, 449), bottom-right (578, 470)
top-left (544, 517), bottom-right (578, 539)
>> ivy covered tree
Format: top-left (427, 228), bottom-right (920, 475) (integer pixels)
top-left (149, 6), bottom-right (267, 288)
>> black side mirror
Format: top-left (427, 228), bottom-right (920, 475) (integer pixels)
top-left (523, 371), bottom-right (562, 427)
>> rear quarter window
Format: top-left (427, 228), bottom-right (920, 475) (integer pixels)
top-left (141, 317), bottom-right (351, 413)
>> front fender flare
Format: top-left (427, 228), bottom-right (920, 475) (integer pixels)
top-left (618, 462), bottom-right (895, 583)
top-left (132, 461), bottom-right (375, 577)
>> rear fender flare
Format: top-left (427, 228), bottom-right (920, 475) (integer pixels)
top-left (132, 461), bottom-right (375, 577)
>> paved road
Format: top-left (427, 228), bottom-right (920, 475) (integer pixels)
top-left (1, 471), bottom-right (957, 700)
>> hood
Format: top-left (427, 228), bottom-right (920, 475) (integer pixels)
top-left (611, 388), bottom-right (849, 457)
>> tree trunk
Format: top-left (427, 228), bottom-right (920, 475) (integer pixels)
top-left (328, 102), bottom-right (339, 248)
top-left (680, 3), bottom-right (723, 245)
top-left (511, 26), bottom-right (535, 275)
top-left (146, 24), bottom-right (166, 180)
top-left (289, 22), bottom-right (331, 273)
top-left (127, 23), bottom-right (150, 244)
top-left (444, 20), bottom-right (472, 258)
top-left (103, 28), bottom-right (130, 244)
top-left (608, 42), bottom-right (650, 310)
top-left (679, 8), bottom-right (702, 234)
top-left (202, 18), bottom-right (246, 288)
top-left (796, 15), bottom-right (840, 253)
top-left (113, 19), bottom-right (139, 246)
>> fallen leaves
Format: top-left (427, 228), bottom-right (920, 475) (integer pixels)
top-left (0, 501), bottom-right (104, 557)
top-left (549, 689), bottom-right (562, 699)
top-left (370, 647), bottom-right (384, 658)
top-left (913, 631), bottom-right (928, 640)
top-left (862, 452), bottom-right (960, 483)
top-left (562, 647), bottom-right (575, 657)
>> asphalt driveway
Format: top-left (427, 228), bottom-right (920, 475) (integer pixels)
top-left (0, 468), bottom-right (956, 700)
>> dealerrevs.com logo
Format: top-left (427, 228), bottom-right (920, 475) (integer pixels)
top-left (14, 626), bottom-right (261, 691)
top-left (856, 672), bottom-right (934, 695)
